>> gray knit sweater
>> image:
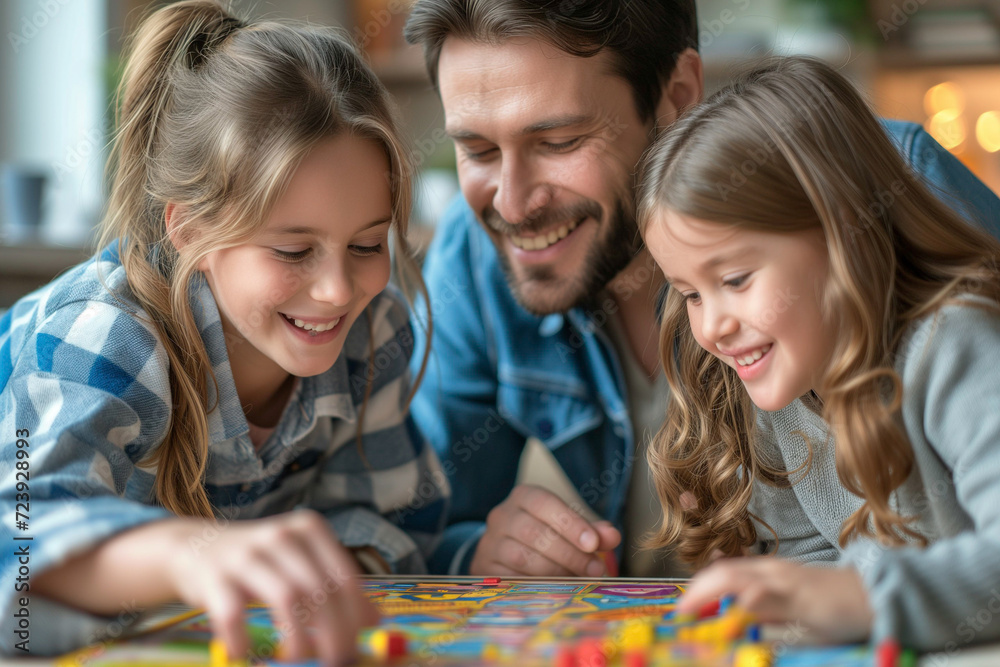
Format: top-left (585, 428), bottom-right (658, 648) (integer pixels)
top-left (747, 296), bottom-right (1000, 651)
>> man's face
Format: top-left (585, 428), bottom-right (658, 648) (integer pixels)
top-left (437, 37), bottom-right (655, 314)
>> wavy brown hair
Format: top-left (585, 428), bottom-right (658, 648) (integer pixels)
top-left (636, 56), bottom-right (1000, 567)
top-left (97, 0), bottom-right (429, 518)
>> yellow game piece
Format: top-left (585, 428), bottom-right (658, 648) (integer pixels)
top-left (482, 643), bottom-right (501, 661)
top-left (370, 629), bottom-right (390, 660)
top-left (621, 619), bottom-right (655, 650)
top-left (693, 620), bottom-right (717, 643)
top-left (210, 638), bottom-right (229, 667)
top-left (370, 628), bottom-right (408, 661)
top-left (718, 614), bottom-right (749, 641)
top-left (734, 643), bottom-right (773, 667)
top-left (535, 629), bottom-right (557, 644)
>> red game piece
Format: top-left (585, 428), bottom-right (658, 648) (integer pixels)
top-left (623, 649), bottom-right (648, 667)
top-left (876, 638), bottom-right (901, 667)
top-left (555, 645), bottom-right (577, 667)
top-left (576, 638), bottom-right (607, 667)
top-left (697, 599), bottom-right (721, 619)
top-left (600, 551), bottom-right (619, 577)
top-left (483, 577), bottom-right (502, 584)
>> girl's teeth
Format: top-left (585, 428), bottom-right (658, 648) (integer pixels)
top-left (291, 317), bottom-right (340, 332)
top-left (736, 344), bottom-right (771, 366)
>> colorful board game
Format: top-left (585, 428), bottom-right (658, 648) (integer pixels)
top-left (59, 576), bottom-right (874, 667)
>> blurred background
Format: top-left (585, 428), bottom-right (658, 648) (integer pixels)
top-left (1, 0), bottom-right (999, 307)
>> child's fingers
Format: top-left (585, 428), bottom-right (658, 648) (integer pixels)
top-left (357, 590), bottom-right (381, 627)
top-left (309, 599), bottom-right (358, 666)
top-left (295, 514), bottom-right (377, 629)
top-left (236, 556), bottom-right (315, 662)
top-left (676, 560), bottom-right (752, 613)
top-left (203, 576), bottom-right (251, 664)
top-left (275, 530), bottom-right (369, 661)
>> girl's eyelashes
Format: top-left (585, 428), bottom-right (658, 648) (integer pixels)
top-left (271, 248), bottom-right (312, 262)
top-left (270, 241), bottom-right (385, 261)
top-left (351, 243), bottom-right (384, 256)
top-left (724, 273), bottom-right (750, 288)
top-left (683, 291), bottom-right (701, 304)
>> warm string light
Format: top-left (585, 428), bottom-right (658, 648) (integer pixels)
top-left (976, 111), bottom-right (1000, 153)
top-left (924, 81), bottom-right (966, 152)
top-left (923, 81), bottom-right (1000, 154)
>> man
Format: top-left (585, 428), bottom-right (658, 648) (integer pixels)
top-left (404, 0), bottom-right (1000, 577)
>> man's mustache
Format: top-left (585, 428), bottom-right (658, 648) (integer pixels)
top-left (482, 202), bottom-right (602, 237)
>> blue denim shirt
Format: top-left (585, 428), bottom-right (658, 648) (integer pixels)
top-left (411, 119), bottom-right (1000, 575)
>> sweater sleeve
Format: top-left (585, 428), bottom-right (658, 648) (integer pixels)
top-left (0, 299), bottom-right (174, 656)
top-left (843, 300), bottom-right (1000, 651)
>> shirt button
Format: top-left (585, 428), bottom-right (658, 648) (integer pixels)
top-left (613, 424), bottom-right (625, 437)
top-left (241, 483), bottom-right (251, 493)
top-left (537, 419), bottom-right (554, 439)
top-left (290, 463), bottom-right (301, 472)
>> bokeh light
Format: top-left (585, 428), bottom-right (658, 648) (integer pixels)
top-left (976, 111), bottom-right (1000, 153)
top-left (924, 82), bottom-right (965, 116)
top-left (927, 109), bottom-right (967, 151)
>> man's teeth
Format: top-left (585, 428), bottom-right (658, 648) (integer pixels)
top-left (735, 344), bottom-right (772, 367)
top-left (291, 317), bottom-right (340, 332)
top-left (510, 219), bottom-right (580, 250)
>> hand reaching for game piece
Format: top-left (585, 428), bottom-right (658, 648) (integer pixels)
top-left (676, 557), bottom-right (873, 644)
top-left (168, 509), bottom-right (380, 664)
top-left (469, 485), bottom-right (621, 577)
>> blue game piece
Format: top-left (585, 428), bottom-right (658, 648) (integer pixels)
top-left (746, 624), bottom-right (761, 642)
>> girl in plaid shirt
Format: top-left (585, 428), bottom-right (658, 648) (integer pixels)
top-left (0, 0), bottom-right (447, 660)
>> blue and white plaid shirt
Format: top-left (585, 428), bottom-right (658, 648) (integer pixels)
top-left (0, 243), bottom-right (448, 655)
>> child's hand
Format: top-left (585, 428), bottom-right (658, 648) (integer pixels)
top-left (677, 557), bottom-right (873, 644)
top-left (167, 509), bottom-right (380, 664)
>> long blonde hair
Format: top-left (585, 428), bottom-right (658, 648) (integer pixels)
top-left (637, 56), bottom-right (1000, 567)
top-left (97, 0), bottom-right (429, 518)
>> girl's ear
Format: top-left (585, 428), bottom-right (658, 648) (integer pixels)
top-left (655, 48), bottom-right (704, 130)
top-left (165, 202), bottom-right (192, 251)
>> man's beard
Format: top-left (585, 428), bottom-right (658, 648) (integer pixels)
top-left (484, 198), bottom-right (641, 316)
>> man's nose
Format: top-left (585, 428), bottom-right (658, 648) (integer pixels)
top-left (493, 154), bottom-right (552, 226)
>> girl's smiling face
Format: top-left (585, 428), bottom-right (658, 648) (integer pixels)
top-left (645, 209), bottom-right (836, 411)
top-left (195, 133), bottom-right (393, 398)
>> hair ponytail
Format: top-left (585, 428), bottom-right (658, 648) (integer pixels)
top-left (100, 1), bottom-right (245, 518)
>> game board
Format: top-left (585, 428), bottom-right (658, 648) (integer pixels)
top-left (59, 576), bottom-right (875, 666)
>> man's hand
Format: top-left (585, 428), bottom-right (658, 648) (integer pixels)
top-left (677, 557), bottom-right (873, 644)
top-left (469, 485), bottom-right (621, 576)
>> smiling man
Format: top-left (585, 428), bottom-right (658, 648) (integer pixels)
top-left (404, 0), bottom-right (1000, 578)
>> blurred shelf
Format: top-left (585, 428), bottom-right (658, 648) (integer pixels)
top-left (0, 241), bottom-right (91, 308)
top-left (877, 51), bottom-right (1000, 69)
top-left (369, 45), bottom-right (430, 86)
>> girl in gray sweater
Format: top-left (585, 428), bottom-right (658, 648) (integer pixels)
top-left (637, 55), bottom-right (1000, 652)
